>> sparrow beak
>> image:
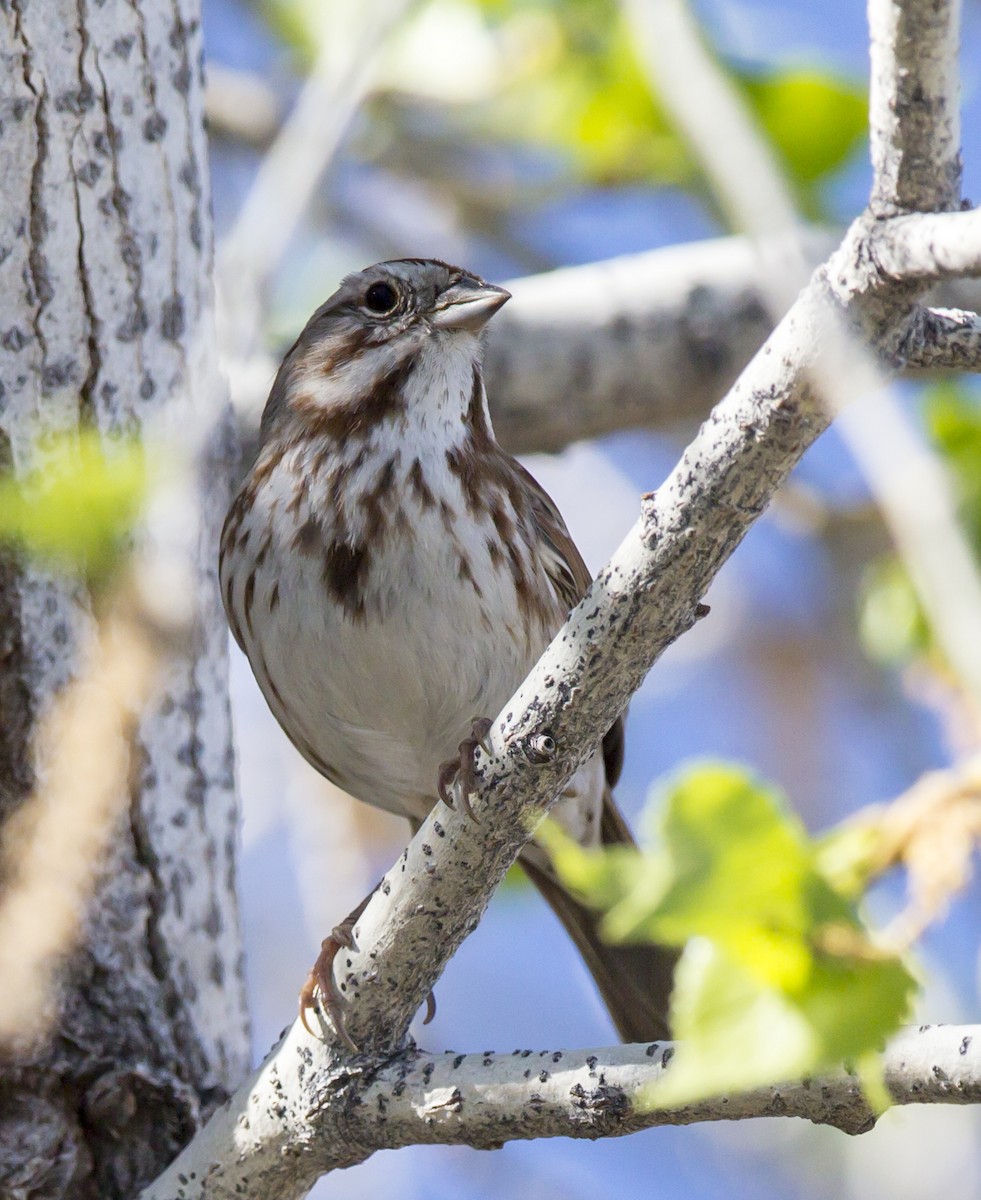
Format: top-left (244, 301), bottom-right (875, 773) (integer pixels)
top-left (431, 278), bottom-right (511, 332)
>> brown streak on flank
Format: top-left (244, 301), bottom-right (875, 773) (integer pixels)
top-left (439, 498), bottom-right (455, 533)
top-left (408, 457), bottom-right (436, 510)
top-left (446, 443), bottom-right (485, 515)
top-left (295, 354), bottom-right (416, 443)
top-left (506, 539), bottom-right (545, 628)
top-left (254, 532), bottom-right (272, 569)
top-left (371, 453), bottom-right (399, 497)
top-left (223, 574), bottom-right (245, 651)
top-left (490, 498), bottom-right (515, 543)
top-left (243, 569), bottom-right (257, 637)
top-left (323, 541), bottom-right (370, 620)
top-left (457, 554), bottom-right (483, 599)
top-left (292, 516), bottom-right (322, 555)
top-left (269, 581), bottom-right (280, 612)
top-left (327, 446), bottom-right (368, 510)
top-left (286, 474), bottom-right (308, 518)
top-left (486, 536), bottom-right (505, 569)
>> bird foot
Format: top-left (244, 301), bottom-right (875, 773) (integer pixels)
top-left (299, 889), bottom-right (437, 1047)
top-left (437, 717), bottom-right (494, 821)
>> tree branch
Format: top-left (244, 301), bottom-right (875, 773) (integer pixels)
top-left (868, 0), bottom-right (962, 215)
top-left (870, 210), bottom-right (981, 282)
top-left (909, 306), bottom-right (981, 368)
top-left (356, 1024), bottom-right (981, 1148)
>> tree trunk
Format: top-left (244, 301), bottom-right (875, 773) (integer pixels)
top-left (0, 2), bottom-right (248, 1196)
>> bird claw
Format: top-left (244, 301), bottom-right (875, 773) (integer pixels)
top-left (299, 890), bottom-right (439, 1048)
top-left (299, 893), bottom-right (374, 1050)
top-left (437, 717), bottom-right (494, 822)
top-left (470, 716), bottom-right (494, 755)
top-left (299, 925), bottom-right (360, 1051)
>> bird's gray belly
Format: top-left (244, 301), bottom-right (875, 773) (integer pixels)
top-left (248, 524), bottom-right (547, 821)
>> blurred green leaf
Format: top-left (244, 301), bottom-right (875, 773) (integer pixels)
top-left (659, 933), bottom-right (910, 1107)
top-left (0, 431), bottom-right (148, 584)
top-left (858, 383), bottom-right (981, 670)
top-left (258, 0), bottom-right (325, 62)
top-left (858, 555), bottom-right (930, 665)
top-left (479, 2), bottom-right (694, 185)
top-left (925, 382), bottom-right (981, 548)
top-left (541, 762), bottom-right (916, 1106)
top-left (256, 0), bottom-right (866, 207)
top-left (740, 69), bottom-right (867, 213)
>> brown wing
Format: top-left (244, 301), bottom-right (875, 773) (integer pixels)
top-left (510, 460), bottom-right (625, 788)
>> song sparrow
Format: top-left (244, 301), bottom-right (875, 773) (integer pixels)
top-left (220, 259), bottom-right (676, 1044)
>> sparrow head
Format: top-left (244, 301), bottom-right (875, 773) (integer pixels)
top-left (260, 259), bottom-right (510, 443)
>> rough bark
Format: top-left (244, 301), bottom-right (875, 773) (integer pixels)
top-left (0, 2), bottom-right (248, 1197)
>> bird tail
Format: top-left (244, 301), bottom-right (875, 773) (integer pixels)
top-left (522, 789), bottom-right (677, 1044)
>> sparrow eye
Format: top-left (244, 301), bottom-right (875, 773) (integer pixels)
top-left (364, 281), bottom-right (399, 315)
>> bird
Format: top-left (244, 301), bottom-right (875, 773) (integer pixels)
top-left (219, 258), bottom-right (676, 1046)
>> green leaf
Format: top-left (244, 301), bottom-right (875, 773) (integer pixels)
top-left (543, 762), bottom-right (916, 1106)
top-left (925, 382), bottom-right (981, 551)
top-left (858, 384), bottom-right (981, 672)
top-left (741, 69), bottom-right (867, 183)
top-left (739, 68), bottom-right (867, 215)
top-left (0, 431), bottom-right (148, 584)
top-left (481, 4), bottom-right (694, 185)
top-left (650, 935), bottom-right (912, 1107)
top-left (858, 555), bottom-right (930, 665)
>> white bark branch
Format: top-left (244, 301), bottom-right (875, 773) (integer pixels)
top-left (870, 210), bottom-right (981, 281)
top-left (910, 306), bottom-right (981, 368)
top-left (869, 0), bottom-right (962, 215)
top-left (144, 1021), bottom-right (981, 1197)
top-left (483, 232), bottom-right (833, 453)
top-left (357, 1024), bottom-right (981, 1147)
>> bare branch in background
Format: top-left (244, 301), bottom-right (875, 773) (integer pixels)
top-left (205, 62), bottom-right (281, 147)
